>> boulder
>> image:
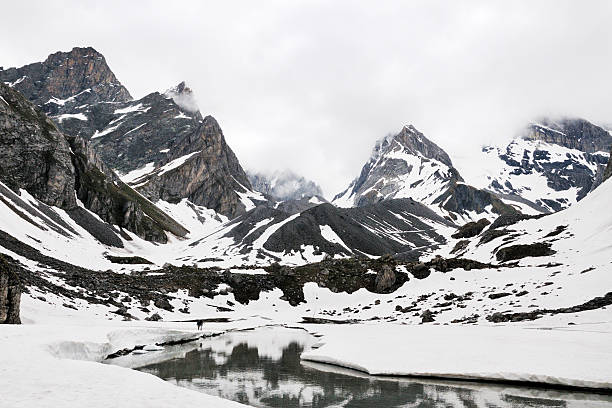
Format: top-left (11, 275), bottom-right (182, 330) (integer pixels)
top-left (451, 218), bottom-right (490, 239)
top-left (496, 243), bottom-right (556, 262)
top-left (374, 265), bottom-right (396, 292)
top-left (420, 309), bottom-right (435, 323)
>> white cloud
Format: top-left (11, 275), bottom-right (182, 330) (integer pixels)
top-left (2, 0), bottom-right (612, 196)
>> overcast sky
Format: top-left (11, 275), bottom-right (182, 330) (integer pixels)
top-left (3, 1), bottom-right (612, 197)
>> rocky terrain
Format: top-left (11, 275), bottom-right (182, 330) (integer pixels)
top-left (0, 82), bottom-right (187, 244)
top-left (471, 118), bottom-right (612, 212)
top-left (1, 49), bottom-right (259, 219)
top-left (1, 46), bottom-right (612, 332)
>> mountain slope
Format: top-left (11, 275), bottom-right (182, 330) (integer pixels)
top-left (182, 198), bottom-right (454, 265)
top-left (1, 49), bottom-right (259, 219)
top-left (0, 82), bottom-right (187, 244)
top-left (333, 125), bottom-right (518, 222)
top-left (466, 118), bottom-right (612, 212)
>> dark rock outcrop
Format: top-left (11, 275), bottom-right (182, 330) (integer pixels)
top-left (496, 243), bottom-right (555, 262)
top-left (0, 82), bottom-right (187, 243)
top-left (420, 309), bottom-right (435, 323)
top-left (0, 255), bottom-right (21, 324)
top-left (432, 183), bottom-right (518, 221)
top-left (487, 292), bottom-right (612, 323)
top-left (451, 218), bottom-right (491, 239)
top-left (375, 264), bottom-right (397, 292)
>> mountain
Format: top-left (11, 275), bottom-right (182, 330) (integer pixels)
top-left (1, 48), bottom-right (260, 220)
top-left (0, 82), bottom-right (187, 245)
top-left (184, 197), bottom-right (454, 265)
top-left (248, 170), bottom-right (324, 201)
top-left (470, 118), bottom-right (612, 212)
top-left (333, 125), bottom-right (518, 223)
top-left (0, 47), bottom-right (131, 110)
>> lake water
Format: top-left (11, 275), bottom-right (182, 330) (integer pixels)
top-left (125, 327), bottom-right (612, 408)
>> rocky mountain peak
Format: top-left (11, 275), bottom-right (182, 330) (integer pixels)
top-left (333, 124), bottom-right (517, 222)
top-left (0, 47), bottom-right (131, 113)
top-left (373, 125), bottom-right (454, 168)
top-left (164, 81), bottom-right (199, 112)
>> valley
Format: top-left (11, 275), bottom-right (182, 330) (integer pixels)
top-left (1, 46), bottom-right (611, 408)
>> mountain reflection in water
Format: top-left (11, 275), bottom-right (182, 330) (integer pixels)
top-left (134, 327), bottom-right (612, 408)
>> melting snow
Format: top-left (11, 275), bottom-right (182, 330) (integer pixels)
top-left (54, 113), bottom-right (88, 122)
top-left (119, 162), bottom-right (156, 183)
top-left (122, 123), bottom-right (146, 137)
top-left (114, 103), bottom-right (150, 115)
top-left (319, 225), bottom-right (351, 251)
top-left (158, 151), bottom-right (200, 175)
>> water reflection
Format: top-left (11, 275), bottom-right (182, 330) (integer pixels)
top-left (133, 327), bottom-right (612, 408)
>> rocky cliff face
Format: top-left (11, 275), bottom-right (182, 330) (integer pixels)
top-left (134, 115), bottom-right (260, 218)
top-left (0, 82), bottom-right (187, 244)
top-left (3, 48), bottom-right (258, 220)
top-left (0, 47), bottom-right (131, 112)
top-left (524, 118), bottom-right (612, 154)
top-left (476, 118), bottom-right (611, 212)
top-left (66, 81), bottom-right (258, 219)
top-left (0, 255), bottom-right (21, 324)
top-left (333, 125), bottom-right (516, 222)
top-left (248, 170), bottom-right (324, 201)
top-left (0, 83), bottom-right (77, 208)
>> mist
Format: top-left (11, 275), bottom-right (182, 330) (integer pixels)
top-left (3, 0), bottom-right (612, 197)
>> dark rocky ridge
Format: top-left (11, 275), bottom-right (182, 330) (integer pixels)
top-left (0, 82), bottom-right (187, 243)
top-left (263, 199), bottom-right (454, 258)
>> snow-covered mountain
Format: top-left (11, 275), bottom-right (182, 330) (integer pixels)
top-left (333, 125), bottom-right (519, 223)
top-left (0, 48), bottom-right (262, 219)
top-left (248, 169), bottom-right (324, 201)
top-left (0, 47), bottom-right (463, 267)
top-left (0, 82), bottom-right (187, 245)
top-left (466, 118), bottom-right (611, 212)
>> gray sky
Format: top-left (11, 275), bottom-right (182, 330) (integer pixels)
top-left (3, 1), bottom-right (612, 197)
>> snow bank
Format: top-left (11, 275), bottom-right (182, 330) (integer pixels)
top-left (301, 324), bottom-right (612, 390)
top-left (0, 322), bottom-right (249, 407)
